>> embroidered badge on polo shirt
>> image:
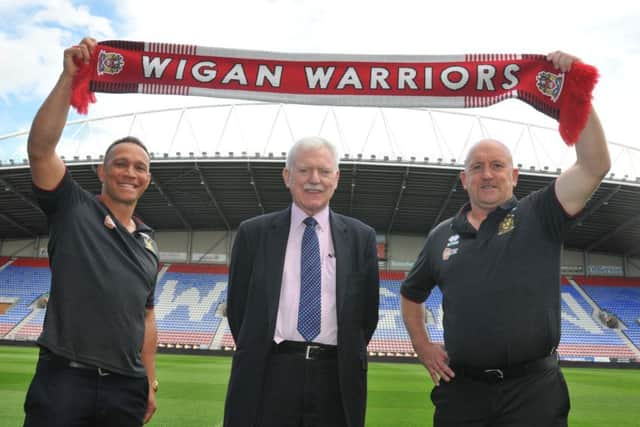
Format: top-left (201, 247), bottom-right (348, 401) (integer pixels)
top-left (498, 209), bottom-right (517, 235)
top-left (442, 234), bottom-right (460, 260)
top-left (139, 232), bottom-right (158, 257)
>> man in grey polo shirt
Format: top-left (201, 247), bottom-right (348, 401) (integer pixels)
top-left (23, 37), bottom-right (159, 427)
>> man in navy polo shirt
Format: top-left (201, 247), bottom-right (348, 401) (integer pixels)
top-left (401, 51), bottom-right (611, 426)
top-left (23, 37), bottom-right (159, 427)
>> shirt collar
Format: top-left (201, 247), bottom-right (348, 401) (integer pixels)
top-left (133, 215), bottom-right (153, 234)
top-left (291, 203), bottom-right (330, 231)
top-left (497, 196), bottom-right (518, 212)
top-left (96, 195), bottom-right (153, 234)
top-left (452, 196), bottom-right (518, 234)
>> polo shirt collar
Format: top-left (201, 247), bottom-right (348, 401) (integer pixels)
top-left (96, 195), bottom-right (154, 236)
top-left (452, 196), bottom-right (518, 234)
top-left (133, 216), bottom-right (153, 234)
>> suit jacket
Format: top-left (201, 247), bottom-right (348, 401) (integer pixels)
top-left (223, 206), bottom-right (379, 427)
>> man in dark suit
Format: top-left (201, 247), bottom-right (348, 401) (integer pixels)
top-left (223, 136), bottom-right (380, 427)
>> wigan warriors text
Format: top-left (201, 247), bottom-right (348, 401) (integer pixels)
top-left (142, 56), bottom-right (521, 93)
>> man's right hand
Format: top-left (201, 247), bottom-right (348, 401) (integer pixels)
top-left (414, 341), bottom-right (455, 386)
top-left (62, 37), bottom-right (96, 79)
top-left (28, 37), bottom-right (97, 190)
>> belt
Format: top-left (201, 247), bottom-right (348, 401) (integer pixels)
top-left (47, 352), bottom-right (112, 376)
top-left (68, 360), bottom-right (112, 376)
top-left (451, 352), bottom-right (559, 384)
top-left (272, 340), bottom-right (338, 360)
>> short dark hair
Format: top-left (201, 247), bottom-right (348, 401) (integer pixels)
top-left (103, 136), bottom-right (150, 165)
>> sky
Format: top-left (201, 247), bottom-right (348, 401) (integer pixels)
top-left (1, 0), bottom-right (639, 174)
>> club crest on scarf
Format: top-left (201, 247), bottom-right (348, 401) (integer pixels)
top-left (536, 71), bottom-right (563, 102)
top-left (98, 50), bottom-right (125, 76)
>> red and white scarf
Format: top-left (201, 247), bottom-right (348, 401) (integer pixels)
top-left (71, 40), bottom-right (599, 145)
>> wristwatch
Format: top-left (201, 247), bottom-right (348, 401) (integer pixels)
top-left (151, 379), bottom-right (159, 392)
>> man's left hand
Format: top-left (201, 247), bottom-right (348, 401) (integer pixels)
top-left (144, 389), bottom-right (157, 424)
top-left (547, 51), bottom-right (581, 73)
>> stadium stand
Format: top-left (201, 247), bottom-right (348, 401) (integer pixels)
top-left (1, 259), bottom-right (639, 362)
top-left (572, 276), bottom-right (640, 358)
top-left (369, 272), bottom-right (414, 355)
top-left (558, 277), bottom-right (638, 361)
top-left (0, 258), bottom-right (50, 340)
top-left (154, 264), bottom-right (228, 349)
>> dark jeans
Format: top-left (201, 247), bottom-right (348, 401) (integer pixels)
top-left (23, 353), bottom-right (148, 427)
top-left (257, 351), bottom-right (347, 427)
top-left (431, 366), bottom-right (570, 427)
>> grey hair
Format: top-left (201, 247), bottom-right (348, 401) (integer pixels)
top-left (286, 136), bottom-right (340, 170)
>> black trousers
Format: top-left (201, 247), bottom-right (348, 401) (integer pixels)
top-left (257, 350), bottom-right (347, 427)
top-left (431, 366), bottom-right (570, 427)
top-left (23, 354), bottom-right (148, 427)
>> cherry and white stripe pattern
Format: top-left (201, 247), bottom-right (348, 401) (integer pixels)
top-left (298, 217), bottom-right (321, 342)
top-left (464, 53), bottom-right (522, 62)
top-left (138, 83), bottom-right (189, 95)
top-left (145, 42), bottom-right (197, 55)
top-left (463, 53), bottom-right (522, 108)
top-left (465, 91), bottom-right (518, 108)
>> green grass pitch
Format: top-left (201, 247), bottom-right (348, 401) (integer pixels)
top-left (1, 346), bottom-right (638, 426)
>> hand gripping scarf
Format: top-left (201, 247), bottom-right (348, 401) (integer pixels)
top-left (71, 40), bottom-right (599, 145)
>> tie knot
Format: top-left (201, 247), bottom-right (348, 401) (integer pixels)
top-left (303, 217), bottom-right (317, 228)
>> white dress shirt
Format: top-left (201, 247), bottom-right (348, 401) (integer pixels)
top-left (274, 203), bottom-right (338, 345)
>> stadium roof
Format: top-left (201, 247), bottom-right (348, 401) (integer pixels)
top-left (2, 104), bottom-right (640, 258)
top-left (1, 156), bottom-right (640, 258)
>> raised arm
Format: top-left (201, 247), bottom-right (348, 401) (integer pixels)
top-left (551, 51), bottom-right (611, 216)
top-left (28, 37), bottom-right (96, 190)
